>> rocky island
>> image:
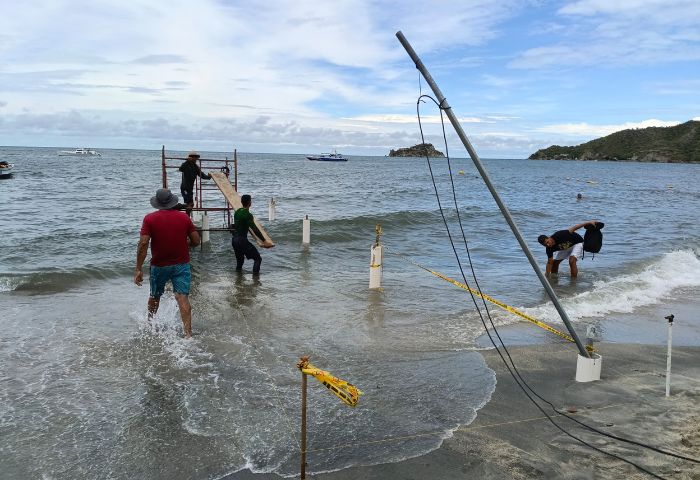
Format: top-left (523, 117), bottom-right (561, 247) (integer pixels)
top-left (389, 143), bottom-right (445, 157)
top-left (529, 120), bottom-right (699, 163)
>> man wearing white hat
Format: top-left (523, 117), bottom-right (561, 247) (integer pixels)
top-left (134, 188), bottom-right (200, 337)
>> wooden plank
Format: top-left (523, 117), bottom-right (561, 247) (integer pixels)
top-left (209, 172), bottom-right (274, 246)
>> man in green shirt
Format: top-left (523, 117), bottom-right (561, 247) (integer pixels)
top-left (231, 194), bottom-right (273, 273)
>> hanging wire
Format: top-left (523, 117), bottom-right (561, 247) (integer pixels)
top-left (415, 94), bottom-right (697, 478)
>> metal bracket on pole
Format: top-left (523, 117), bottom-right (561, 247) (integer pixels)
top-left (395, 30), bottom-right (589, 358)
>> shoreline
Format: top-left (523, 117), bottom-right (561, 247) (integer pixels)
top-left (303, 342), bottom-right (699, 479)
top-left (221, 295), bottom-right (700, 479)
top-left (222, 341), bottom-right (699, 479)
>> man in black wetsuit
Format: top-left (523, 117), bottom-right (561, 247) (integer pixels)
top-left (538, 220), bottom-right (597, 277)
top-left (179, 151), bottom-right (211, 210)
top-left (231, 194), bottom-right (273, 273)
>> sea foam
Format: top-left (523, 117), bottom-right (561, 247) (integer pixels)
top-left (524, 249), bottom-right (700, 323)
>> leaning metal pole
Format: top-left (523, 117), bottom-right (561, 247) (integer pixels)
top-left (396, 31), bottom-right (589, 358)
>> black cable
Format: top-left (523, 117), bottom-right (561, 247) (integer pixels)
top-left (416, 95), bottom-right (699, 466)
top-left (414, 95), bottom-right (688, 479)
top-left (431, 97), bottom-right (698, 464)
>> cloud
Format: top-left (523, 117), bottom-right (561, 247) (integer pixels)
top-left (558, 0), bottom-right (696, 17)
top-left (511, 0), bottom-right (700, 68)
top-left (1, 1), bottom-right (696, 157)
top-left (0, 1), bottom-right (525, 111)
top-left (346, 114), bottom-right (493, 124)
top-left (0, 109), bottom-right (415, 151)
top-left (648, 79), bottom-right (700, 96)
top-left (536, 119), bottom-right (682, 138)
top-left (131, 55), bottom-right (189, 64)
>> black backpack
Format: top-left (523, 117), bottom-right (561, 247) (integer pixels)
top-left (583, 222), bottom-right (604, 258)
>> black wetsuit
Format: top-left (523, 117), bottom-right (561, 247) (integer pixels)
top-left (231, 207), bottom-right (265, 273)
top-left (179, 160), bottom-right (209, 205)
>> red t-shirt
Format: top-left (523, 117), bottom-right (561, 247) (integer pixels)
top-left (140, 210), bottom-right (196, 267)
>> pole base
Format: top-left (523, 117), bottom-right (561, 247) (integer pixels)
top-left (369, 266), bottom-right (382, 289)
top-left (575, 353), bottom-right (602, 382)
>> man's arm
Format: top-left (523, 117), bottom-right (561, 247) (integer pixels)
top-left (545, 257), bottom-right (554, 275)
top-left (249, 222), bottom-right (265, 242)
top-left (247, 214), bottom-right (274, 248)
top-left (197, 165), bottom-right (212, 180)
top-left (568, 220), bottom-right (597, 233)
top-left (134, 235), bottom-right (150, 285)
top-left (188, 229), bottom-right (201, 248)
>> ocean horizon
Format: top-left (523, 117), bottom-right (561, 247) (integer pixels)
top-left (1, 146), bottom-right (698, 478)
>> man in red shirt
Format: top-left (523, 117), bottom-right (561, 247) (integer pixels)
top-left (134, 188), bottom-right (200, 337)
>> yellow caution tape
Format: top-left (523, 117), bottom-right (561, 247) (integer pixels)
top-left (297, 357), bottom-right (363, 407)
top-left (386, 248), bottom-right (592, 351)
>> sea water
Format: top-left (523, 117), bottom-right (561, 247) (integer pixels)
top-left (1, 147), bottom-right (698, 478)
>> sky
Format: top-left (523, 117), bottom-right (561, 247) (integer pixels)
top-left (1, 0), bottom-right (699, 157)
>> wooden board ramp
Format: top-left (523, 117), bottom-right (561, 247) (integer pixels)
top-left (210, 172), bottom-right (274, 246)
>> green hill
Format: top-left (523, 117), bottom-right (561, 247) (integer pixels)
top-left (529, 120), bottom-right (700, 163)
top-left (389, 143), bottom-right (445, 157)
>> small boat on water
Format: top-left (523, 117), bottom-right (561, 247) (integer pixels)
top-left (0, 161), bottom-right (14, 178)
top-left (306, 150), bottom-right (347, 162)
top-left (58, 148), bottom-right (102, 157)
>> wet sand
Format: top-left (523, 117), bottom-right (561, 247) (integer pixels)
top-left (301, 342), bottom-right (700, 479)
top-left (224, 342), bottom-right (699, 479)
top-left (222, 300), bottom-right (700, 480)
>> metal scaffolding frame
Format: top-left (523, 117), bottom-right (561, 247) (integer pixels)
top-left (160, 145), bottom-right (239, 232)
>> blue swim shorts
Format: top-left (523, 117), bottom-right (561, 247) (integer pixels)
top-left (149, 263), bottom-right (191, 298)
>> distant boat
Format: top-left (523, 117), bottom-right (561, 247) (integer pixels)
top-left (58, 148), bottom-right (101, 157)
top-left (306, 150), bottom-right (347, 162)
top-left (0, 161), bottom-right (14, 178)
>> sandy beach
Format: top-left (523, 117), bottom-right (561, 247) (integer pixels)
top-left (299, 342), bottom-right (699, 480)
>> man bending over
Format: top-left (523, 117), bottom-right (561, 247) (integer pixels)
top-left (538, 220), bottom-right (597, 278)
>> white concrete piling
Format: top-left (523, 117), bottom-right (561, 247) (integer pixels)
top-left (369, 244), bottom-right (383, 290)
top-left (302, 215), bottom-right (310, 245)
top-left (268, 197), bottom-right (276, 222)
top-left (575, 353), bottom-right (602, 382)
top-left (202, 213), bottom-right (210, 244)
top-left (666, 314), bottom-right (674, 397)
top-left (369, 224), bottom-right (383, 290)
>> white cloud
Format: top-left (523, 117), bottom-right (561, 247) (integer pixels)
top-left (0, 1), bottom-right (524, 120)
top-left (346, 114), bottom-right (492, 124)
top-left (511, 0), bottom-right (700, 68)
top-left (0, 1), bottom-right (696, 157)
top-left (536, 119), bottom-right (682, 138)
top-left (558, 0), bottom-right (696, 17)
top-left (649, 79), bottom-right (700, 96)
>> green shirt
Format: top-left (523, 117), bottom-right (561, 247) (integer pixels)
top-left (233, 207), bottom-right (263, 239)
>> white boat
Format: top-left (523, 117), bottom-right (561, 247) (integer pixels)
top-left (306, 150), bottom-right (347, 162)
top-left (0, 161), bottom-right (14, 178)
top-left (58, 148), bottom-right (101, 156)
